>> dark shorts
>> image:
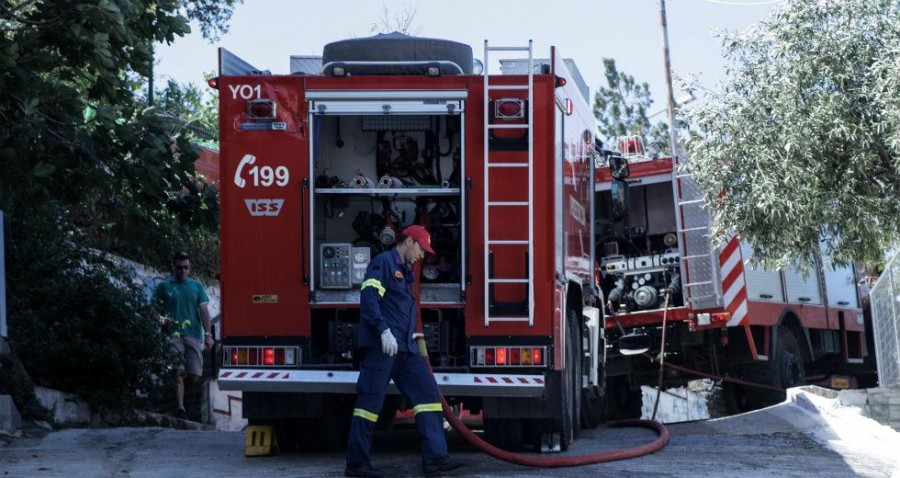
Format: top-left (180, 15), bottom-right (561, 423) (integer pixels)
top-left (170, 336), bottom-right (203, 376)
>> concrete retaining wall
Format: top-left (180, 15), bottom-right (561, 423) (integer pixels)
top-left (861, 386), bottom-right (900, 432)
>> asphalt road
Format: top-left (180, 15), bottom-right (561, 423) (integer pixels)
top-left (2, 390), bottom-right (899, 477)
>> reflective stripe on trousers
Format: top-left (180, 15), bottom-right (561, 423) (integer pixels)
top-left (346, 348), bottom-right (448, 466)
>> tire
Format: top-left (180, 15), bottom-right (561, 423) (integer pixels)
top-left (775, 328), bottom-right (806, 390)
top-left (551, 311), bottom-right (579, 451)
top-left (568, 311), bottom-right (582, 439)
top-left (729, 327), bottom-right (806, 412)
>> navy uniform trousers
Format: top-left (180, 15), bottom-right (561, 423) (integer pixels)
top-left (346, 347), bottom-right (447, 467)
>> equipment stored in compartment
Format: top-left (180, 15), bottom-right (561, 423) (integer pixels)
top-left (350, 246), bottom-right (371, 285)
top-left (320, 243), bottom-right (352, 289)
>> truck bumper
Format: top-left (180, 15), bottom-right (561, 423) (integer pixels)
top-left (217, 369), bottom-right (546, 397)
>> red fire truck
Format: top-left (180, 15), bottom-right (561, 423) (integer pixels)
top-left (593, 137), bottom-right (874, 416)
top-left (215, 33), bottom-right (601, 452)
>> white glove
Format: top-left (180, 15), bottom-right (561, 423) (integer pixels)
top-left (381, 329), bottom-right (398, 356)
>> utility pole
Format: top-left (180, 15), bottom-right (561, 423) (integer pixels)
top-left (660, 0), bottom-right (678, 158)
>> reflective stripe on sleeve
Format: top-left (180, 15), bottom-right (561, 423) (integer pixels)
top-left (412, 403), bottom-right (443, 415)
top-left (361, 279), bottom-right (385, 297)
top-left (353, 408), bottom-right (379, 422)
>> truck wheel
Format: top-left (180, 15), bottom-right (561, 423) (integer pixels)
top-left (730, 327), bottom-right (806, 412)
top-left (547, 311), bottom-right (580, 450)
top-left (775, 328), bottom-right (805, 390)
top-left (567, 311), bottom-right (582, 439)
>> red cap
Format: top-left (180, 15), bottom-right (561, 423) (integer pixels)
top-left (403, 225), bottom-right (435, 254)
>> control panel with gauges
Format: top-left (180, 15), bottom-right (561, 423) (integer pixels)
top-left (600, 250), bottom-right (681, 274)
top-left (350, 247), bottom-right (371, 285)
top-left (600, 248), bottom-right (682, 313)
top-left (320, 243), bottom-right (371, 289)
top-left (320, 243), bottom-right (352, 289)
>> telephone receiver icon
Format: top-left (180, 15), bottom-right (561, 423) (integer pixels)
top-left (234, 154), bottom-right (256, 188)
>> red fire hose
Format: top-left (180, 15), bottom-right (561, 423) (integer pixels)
top-left (417, 339), bottom-right (670, 467)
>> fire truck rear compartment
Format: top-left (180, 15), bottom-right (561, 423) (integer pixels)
top-left (595, 179), bottom-right (686, 315)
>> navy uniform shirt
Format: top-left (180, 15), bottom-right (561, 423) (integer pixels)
top-left (358, 248), bottom-right (418, 353)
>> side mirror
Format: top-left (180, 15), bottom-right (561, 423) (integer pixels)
top-left (608, 155), bottom-right (630, 180)
top-left (611, 179), bottom-right (629, 222)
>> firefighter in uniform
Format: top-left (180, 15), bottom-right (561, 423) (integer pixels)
top-left (345, 225), bottom-right (463, 478)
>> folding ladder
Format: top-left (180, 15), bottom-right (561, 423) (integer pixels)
top-left (671, 153), bottom-right (721, 310)
top-left (483, 40), bottom-right (535, 326)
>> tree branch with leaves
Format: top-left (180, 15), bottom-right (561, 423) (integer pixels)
top-left (687, 0), bottom-right (900, 270)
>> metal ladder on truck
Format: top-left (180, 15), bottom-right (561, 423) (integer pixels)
top-left (671, 152), bottom-right (721, 310)
top-left (483, 40), bottom-right (534, 327)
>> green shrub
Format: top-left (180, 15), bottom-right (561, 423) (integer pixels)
top-left (6, 209), bottom-right (174, 414)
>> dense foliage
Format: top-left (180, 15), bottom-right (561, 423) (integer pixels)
top-left (687, 0), bottom-right (900, 269)
top-left (0, 0), bottom-right (237, 415)
top-left (6, 213), bottom-right (174, 412)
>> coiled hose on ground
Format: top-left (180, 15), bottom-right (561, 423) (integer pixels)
top-left (417, 339), bottom-right (670, 467)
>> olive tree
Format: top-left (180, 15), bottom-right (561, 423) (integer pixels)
top-left (686, 0), bottom-right (900, 269)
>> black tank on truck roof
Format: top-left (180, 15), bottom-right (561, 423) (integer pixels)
top-left (321, 31), bottom-right (474, 76)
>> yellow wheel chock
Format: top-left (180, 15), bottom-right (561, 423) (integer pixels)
top-left (245, 425), bottom-right (279, 456)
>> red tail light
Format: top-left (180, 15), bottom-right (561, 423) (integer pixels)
top-left (471, 346), bottom-right (548, 367)
top-left (223, 346), bottom-right (300, 367)
top-left (532, 348), bottom-right (543, 365)
top-left (496, 348), bottom-right (507, 365)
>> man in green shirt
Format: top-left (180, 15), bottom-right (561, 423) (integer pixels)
top-left (154, 252), bottom-right (213, 420)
